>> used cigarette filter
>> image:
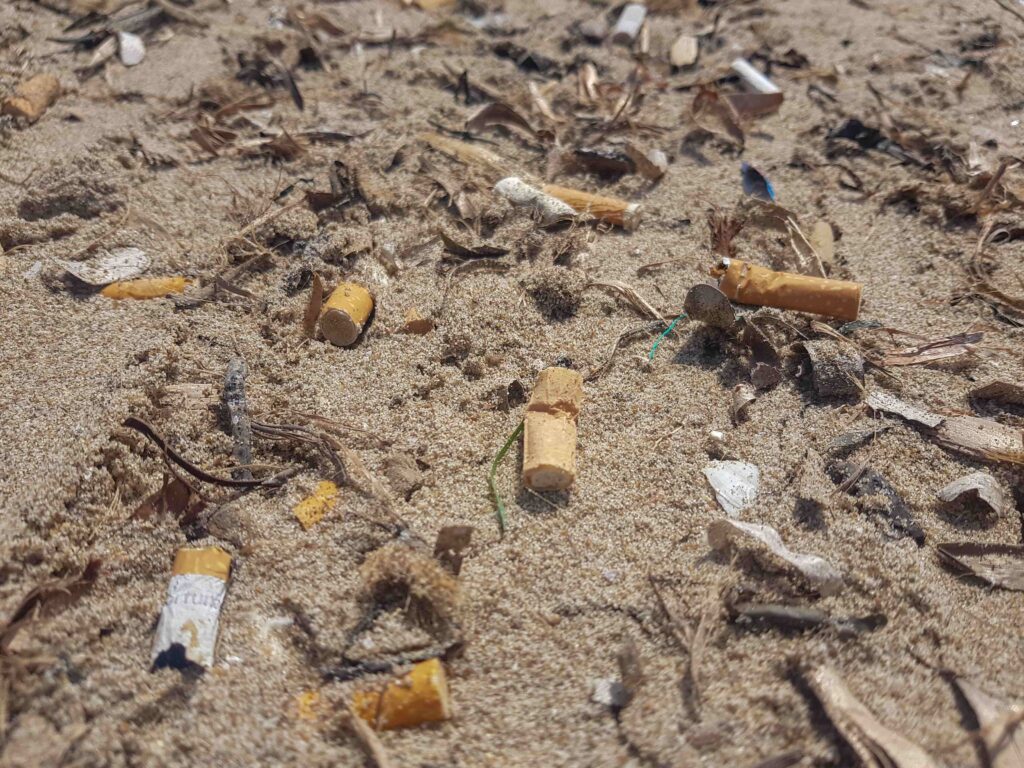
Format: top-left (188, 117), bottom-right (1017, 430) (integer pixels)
top-left (711, 258), bottom-right (861, 321)
top-left (541, 183), bottom-right (641, 230)
top-left (2, 73), bottom-right (60, 123)
top-left (100, 276), bottom-right (189, 299)
top-left (319, 282), bottom-right (373, 346)
top-left (151, 547), bottom-right (231, 670)
top-left (351, 658), bottom-right (452, 730)
top-left (522, 366), bottom-right (584, 491)
top-left (494, 177), bottom-right (576, 226)
top-left (611, 3), bottom-right (647, 44)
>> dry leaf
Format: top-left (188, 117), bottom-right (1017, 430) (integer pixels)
top-left (708, 520), bottom-right (843, 595)
top-left (466, 102), bottom-right (536, 137)
top-left (439, 231), bottom-right (509, 259)
top-left (938, 543), bottom-right (1024, 591)
top-left (952, 678), bottom-right (1024, 768)
top-left (1, 560), bottom-right (102, 652)
top-left (692, 87), bottom-right (744, 146)
top-left (703, 460), bottom-right (758, 517)
top-left (970, 381), bottom-right (1024, 407)
top-left (132, 477), bottom-right (204, 522)
top-left (808, 666), bottom-right (942, 768)
top-left (623, 143), bottom-right (667, 180)
top-left (731, 384), bottom-right (756, 424)
top-left (936, 471), bottom-right (1011, 517)
top-left (881, 332), bottom-right (982, 367)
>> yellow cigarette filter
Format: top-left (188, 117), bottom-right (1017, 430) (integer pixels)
top-left (101, 276), bottom-right (189, 299)
top-left (522, 366), bottom-right (584, 491)
top-left (351, 658), bottom-right (452, 730)
top-left (152, 547), bottom-right (232, 670)
top-left (319, 282), bottom-right (373, 347)
top-left (540, 183), bottom-right (641, 230)
top-left (2, 73), bottom-right (60, 123)
top-left (711, 258), bottom-right (861, 321)
top-left (292, 480), bottom-right (339, 530)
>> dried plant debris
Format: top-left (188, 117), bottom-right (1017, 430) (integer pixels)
top-left (728, 598), bottom-right (885, 637)
top-left (433, 526), bottom-right (473, 576)
top-left (708, 520), bottom-right (843, 596)
top-left (731, 384), bottom-right (757, 424)
top-left (952, 678), bottom-right (1024, 768)
top-left (465, 102), bottom-right (536, 137)
top-left (1, 559), bottom-right (102, 652)
top-left (797, 339), bottom-right (864, 398)
top-left (56, 247), bottom-right (149, 287)
top-left (359, 544), bottom-right (460, 636)
top-left (703, 460), bottom-right (759, 517)
top-left (132, 477), bottom-right (205, 524)
top-left (829, 424), bottom-right (891, 453)
top-left (880, 331), bottom-right (983, 367)
top-left (865, 391), bottom-right (943, 429)
top-left (828, 462), bottom-right (925, 545)
top-left (807, 666), bottom-right (942, 768)
top-left (970, 381), bottom-right (1024, 407)
top-left (936, 472), bottom-right (1011, 517)
top-left (691, 88), bottom-right (744, 146)
top-left (937, 543), bottom-right (1024, 592)
top-left (684, 283), bottom-right (735, 329)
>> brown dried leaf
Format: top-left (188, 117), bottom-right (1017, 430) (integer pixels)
top-left (692, 87), bottom-right (744, 146)
top-left (466, 102), bottom-right (536, 137)
top-left (132, 478), bottom-right (203, 521)
top-left (623, 143), bottom-right (667, 181)
top-left (970, 381), bottom-right (1024, 407)
top-left (881, 332), bottom-right (982, 367)
top-left (1, 560), bottom-right (102, 652)
top-left (808, 666), bottom-right (942, 768)
top-left (938, 543), bottom-right (1024, 591)
top-left (731, 384), bottom-right (756, 424)
top-left (439, 231), bottom-right (509, 260)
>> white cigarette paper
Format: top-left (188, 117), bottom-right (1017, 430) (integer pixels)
top-left (494, 176), bottom-right (576, 226)
top-left (731, 57), bottom-right (780, 94)
top-left (611, 3), bottom-right (647, 44)
top-left (152, 547), bottom-right (232, 670)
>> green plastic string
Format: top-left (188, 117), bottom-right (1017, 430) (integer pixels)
top-left (648, 312), bottom-right (687, 360)
top-left (489, 419), bottom-right (524, 535)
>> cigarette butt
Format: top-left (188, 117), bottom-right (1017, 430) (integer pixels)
top-left (2, 74), bottom-right (60, 123)
top-left (730, 58), bottom-right (780, 95)
top-left (540, 184), bottom-right (641, 230)
top-left (711, 258), bottom-right (861, 321)
top-left (351, 658), bottom-right (452, 730)
top-left (495, 177), bottom-right (577, 226)
top-left (292, 480), bottom-right (339, 530)
top-left (101, 276), bottom-right (189, 299)
top-left (152, 547), bottom-right (231, 670)
top-left (401, 308), bottom-right (434, 334)
top-left (522, 366), bottom-right (583, 491)
top-left (611, 3), bottom-right (647, 44)
top-left (319, 282), bottom-right (373, 346)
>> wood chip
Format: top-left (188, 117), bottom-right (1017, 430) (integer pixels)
top-left (936, 471), bottom-right (1011, 517)
top-left (952, 678), bottom-right (1024, 768)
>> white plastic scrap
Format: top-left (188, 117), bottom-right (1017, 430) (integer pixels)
top-left (708, 519), bottom-right (843, 596)
top-left (118, 32), bottom-right (146, 67)
top-left (703, 460), bottom-right (758, 517)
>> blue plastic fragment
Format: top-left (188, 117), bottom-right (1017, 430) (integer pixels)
top-left (741, 162), bottom-right (775, 201)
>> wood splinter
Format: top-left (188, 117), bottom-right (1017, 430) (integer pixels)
top-left (711, 257), bottom-right (861, 321)
top-left (319, 282), bottom-right (374, 346)
top-left (522, 366), bottom-right (584, 491)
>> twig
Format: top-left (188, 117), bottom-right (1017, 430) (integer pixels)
top-left (173, 252), bottom-right (271, 309)
top-left (341, 704), bottom-right (394, 768)
top-left (123, 417), bottom-right (275, 488)
top-left (990, 0), bottom-right (1024, 24)
top-left (223, 358), bottom-right (253, 481)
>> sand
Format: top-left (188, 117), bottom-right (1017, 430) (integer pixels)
top-left (1, 0), bottom-right (1023, 766)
